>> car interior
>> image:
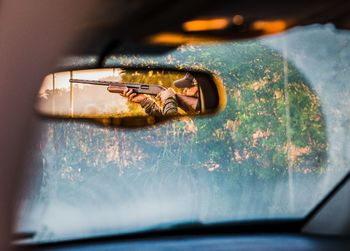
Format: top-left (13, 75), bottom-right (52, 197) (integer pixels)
top-left (0, 0), bottom-right (349, 250)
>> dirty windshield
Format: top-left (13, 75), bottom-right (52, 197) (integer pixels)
top-left (17, 24), bottom-right (350, 242)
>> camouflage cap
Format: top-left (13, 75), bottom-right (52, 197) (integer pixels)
top-left (173, 73), bottom-right (195, 88)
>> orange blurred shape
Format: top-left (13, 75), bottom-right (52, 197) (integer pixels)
top-left (252, 20), bottom-right (287, 34)
top-left (232, 15), bottom-right (244, 25)
top-left (148, 32), bottom-right (222, 45)
top-left (183, 18), bottom-right (229, 32)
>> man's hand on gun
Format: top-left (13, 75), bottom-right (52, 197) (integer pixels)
top-left (121, 87), bottom-right (176, 104)
top-left (121, 88), bottom-right (147, 103)
top-left (156, 88), bottom-right (176, 103)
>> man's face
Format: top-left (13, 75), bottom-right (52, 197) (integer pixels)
top-left (182, 85), bottom-right (198, 97)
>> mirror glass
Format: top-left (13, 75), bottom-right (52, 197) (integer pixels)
top-left (37, 68), bottom-right (220, 123)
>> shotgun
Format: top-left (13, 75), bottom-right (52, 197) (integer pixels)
top-left (69, 79), bottom-right (199, 113)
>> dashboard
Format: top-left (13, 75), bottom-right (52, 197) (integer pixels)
top-left (16, 234), bottom-right (350, 251)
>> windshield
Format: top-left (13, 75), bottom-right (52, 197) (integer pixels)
top-left (16, 24), bottom-right (350, 243)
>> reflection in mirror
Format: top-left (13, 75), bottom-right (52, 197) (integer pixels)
top-left (37, 68), bottom-right (220, 125)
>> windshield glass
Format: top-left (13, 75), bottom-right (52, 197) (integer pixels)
top-left (17, 24), bottom-right (350, 243)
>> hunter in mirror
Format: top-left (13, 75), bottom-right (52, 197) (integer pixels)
top-left (37, 69), bottom-right (207, 119)
top-left (116, 73), bottom-right (200, 116)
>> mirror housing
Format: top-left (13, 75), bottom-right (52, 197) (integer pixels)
top-left (37, 67), bottom-right (225, 126)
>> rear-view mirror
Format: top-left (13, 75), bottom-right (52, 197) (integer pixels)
top-left (36, 68), bottom-right (224, 126)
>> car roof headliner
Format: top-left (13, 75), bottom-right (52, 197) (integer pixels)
top-left (67, 0), bottom-right (350, 57)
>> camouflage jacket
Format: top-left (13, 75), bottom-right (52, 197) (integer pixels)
top-left (140, 96), bottom-right (178, 116)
